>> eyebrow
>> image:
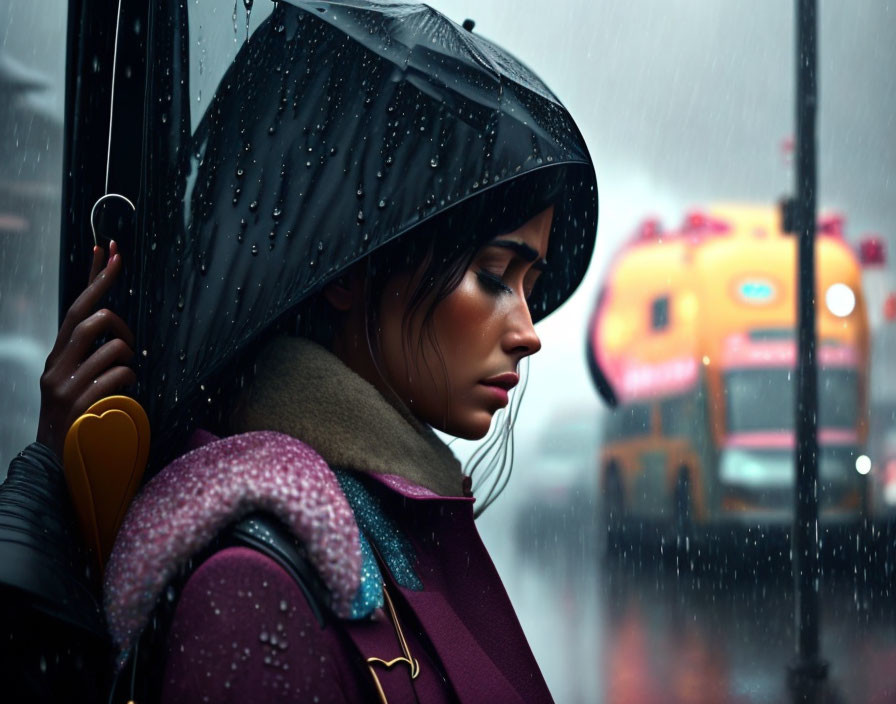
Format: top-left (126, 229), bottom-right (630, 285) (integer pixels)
top-left (488, 239), bottom-right (549, 270)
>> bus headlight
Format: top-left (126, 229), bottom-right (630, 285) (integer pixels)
top-left (825, 283), bottom-right (856, 317)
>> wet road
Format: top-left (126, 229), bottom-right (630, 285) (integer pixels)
top-left (479, 502), bottom-right (896, 704)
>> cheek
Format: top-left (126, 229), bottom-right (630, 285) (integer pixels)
top-left (430, 274), bottom-right (500, 359)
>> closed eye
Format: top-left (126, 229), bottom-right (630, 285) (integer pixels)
top-left (476, 270), bottom-right (513, 295)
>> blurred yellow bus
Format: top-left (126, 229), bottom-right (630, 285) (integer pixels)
top-left (588, 206), bottom-right (870, 542)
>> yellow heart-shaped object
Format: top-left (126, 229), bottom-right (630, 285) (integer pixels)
top-left (63, 396), bottom-right (150, 569)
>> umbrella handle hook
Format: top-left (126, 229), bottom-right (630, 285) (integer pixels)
top-left (89, 193), bottom-right (136, 247)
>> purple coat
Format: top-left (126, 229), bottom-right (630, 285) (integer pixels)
top-left (105, 431), bottom-right (553, 703)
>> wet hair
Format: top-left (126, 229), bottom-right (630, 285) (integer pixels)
top-left (294, 168), bottom-right (566, 515)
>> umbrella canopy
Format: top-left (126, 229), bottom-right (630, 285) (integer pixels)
top-left (137, 0), bottom-right (598, 458)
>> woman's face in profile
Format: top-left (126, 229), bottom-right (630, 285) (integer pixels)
top-left (378, 206), bottom-right (554, 439)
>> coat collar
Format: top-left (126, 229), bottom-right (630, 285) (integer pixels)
top-left (229, 336), bottom-right (466, 497)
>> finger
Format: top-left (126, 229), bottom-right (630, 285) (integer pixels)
top-left (58, 309), bottom-right (135, 371)
top-left (87, 245), bottom-right (104, 286)
top-left (68, 308), bottom-right (135, 368)
top-left (71, 366), bottom-right (137, 418)
top-left (52, 255), bottom-right (124, 359)
top-left (71, 337), bottom-right (134, 388)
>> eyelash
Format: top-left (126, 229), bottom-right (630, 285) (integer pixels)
top-left (476, 270), bottom-right (513, 295)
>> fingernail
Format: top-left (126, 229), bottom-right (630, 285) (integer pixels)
top-left (112, 253), bottom-right (120, 264)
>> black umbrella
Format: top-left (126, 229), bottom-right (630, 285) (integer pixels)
top-left (137, 0), bottom-right (597, 460)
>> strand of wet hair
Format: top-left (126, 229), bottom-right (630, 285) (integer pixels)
top-left (467, 357), bottom-right (528, 516)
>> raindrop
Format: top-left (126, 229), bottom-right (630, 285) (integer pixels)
top-left (384, 156), bottom-right (393, 166)
top-left (243, 0), bottom-right (254, 42)
top-left (166, 585), bottom-right (176, 602)
top-left (179, 350), bottom-right (186, 362)
top-left (329, 146), bottom-right (338, 156)
top-left (251, 244), bottom-right (259, 256)
top-left (259, 631), bottom-right (269, 643)
top-left (378, 199), bottom-right (387, 209)
top-left (356, 210), bottom-right (365, 223)
top-left (39, 655), bottom-right (47, 674)
top-left (317, 241), bottom-right (324, 252)
top-left (236, 168), bottom-right (244, 178)
top-left (430, 157), bottom-right (439, 168)
top-left (272, 207), bottom-right (282, 219)
top-left (356, 187), bottom-right (364, 198)
top-left (279, 599), bottom-right (288, 612)
top-left (141, 349), bottom-right (148, 358)
top-left (249, 200), bottom-right (259, 212)
top-left (177, 296), bottom-right (185, 311)
top-left (306, 161), bottom-right (312, 168)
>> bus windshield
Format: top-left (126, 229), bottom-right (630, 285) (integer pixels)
top-left (725, 368), bottom-right (859, 432)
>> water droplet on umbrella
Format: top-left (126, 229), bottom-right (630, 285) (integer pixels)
top-left (249, 200), bottom-right (259, 212)
top-left (329, 146), bottom-right (338, 156)
top-left (317, 241), bottom-right (324, 252)
top-left (141, 349), bottom-right (148, 358)
top-left (357, 210), bottom-right (365, 223)
top-left (268, 126), bottom-right (276, 135)
top-left (430, 157), bottom-right (439, 168)
top-left (306, 161), bottom-right (312, 168)
top-left (384, 156), bottom-right (393, 166)
top-left (279, 599), bottom-right (288, 612)
top-left (251, 244), bottom-right (259, 255)
top-left (356, 187), bottom-right (364, 198)
top-left (179, 350), bottom-right (186, 362)
top-left (177, 296), bottom-right (185, 311)
top-left (272, 207), bottom-right (282, 219)
top-left (378, 199), bottom-right (386, 209)
top-left (259, 631), bottom-right (269, 643)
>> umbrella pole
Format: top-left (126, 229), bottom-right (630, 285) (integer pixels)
top-left (789, 0), bottom-right (828, 695)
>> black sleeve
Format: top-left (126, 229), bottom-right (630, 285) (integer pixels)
top-left (0, 443), bottom-right (113, 703)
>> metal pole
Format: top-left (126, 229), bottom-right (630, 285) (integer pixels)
top-left (790, 0), bottom-right (828, 688)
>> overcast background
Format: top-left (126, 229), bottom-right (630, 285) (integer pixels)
top-left (2, 1), bottom-right (895, 700)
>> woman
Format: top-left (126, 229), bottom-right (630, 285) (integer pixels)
top-left (3, 3), bottom-right (597, 702)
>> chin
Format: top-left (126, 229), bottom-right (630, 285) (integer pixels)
top-left (441, 410), bottom-right (495, 441)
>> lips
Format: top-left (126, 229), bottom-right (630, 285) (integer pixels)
top-left (480, 372), bottom-right (520, 391)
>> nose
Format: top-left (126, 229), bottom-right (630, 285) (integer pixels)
top-left (502, 296), bottom-right (542, 358)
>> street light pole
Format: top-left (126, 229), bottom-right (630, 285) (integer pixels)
top-left (790, 0), bottom-right (828, 690)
